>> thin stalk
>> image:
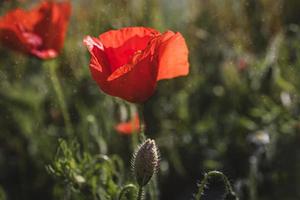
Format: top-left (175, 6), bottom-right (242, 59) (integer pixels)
top-left (63, 184), bottom-right (71, 200)
top-left (136, 187), bottom-right (144, 200)
top-left (137, 104), bottom-right (146, 142)
top-left (46, 60), bottom-right (73, 137)
top-left (130, 104), bottom-right (145, 152)
top-left (130, 104), bottom-right (138, 152)
top-left (249, 153), bottom-right (259, 200)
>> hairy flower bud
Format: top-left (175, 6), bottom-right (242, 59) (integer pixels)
top-left (132, 139), bottom-right (159, 187)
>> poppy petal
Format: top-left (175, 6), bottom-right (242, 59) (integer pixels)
top-left (101, 55), bottom-right (158, 103)
top-left (0, 8), bottom-right (41, 53)
top-left (107, 63), bottom-right (134, 81)
top-left (115, 123), bottom-right (133, 135)
top-left (156, 31), bottom-right (189, 80)
top-left (84, 27), bottom-right (189, 103)
top-left (0, 8), bottom-right (40, 30)
top-left (99, 27), bottom-right (160, 72)
top-left (115, 113), bottom-right (140, 135)
top-left (0, 1), bottom-right (71, 59)
top-left (99, 27), bottom-right (159, 48)
top-left (0, 27), bottom-right (29, 53)
top-left (34, 1), bottom-right (71, 52)
top-left (31, 48), bottom-right (57, 59)
top-left (83, 35), bottom-right (110, 75)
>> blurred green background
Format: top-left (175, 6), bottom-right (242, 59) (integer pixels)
top-left (1, 0), bottom-right (300, 199)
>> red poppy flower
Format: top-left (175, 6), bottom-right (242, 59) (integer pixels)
top-left (0, 1), bottom-right (71, 59)
top-left (83, 27), bottom-right (189, 103)
top-left (115, 113), bottom-right (140, 135)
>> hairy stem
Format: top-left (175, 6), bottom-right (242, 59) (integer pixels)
top-left (137, 104), bottom-right (146, 142)
top-left (136, 187), bottom-right (144, 200)
top-left (46, 60), bottom-right (73, 137)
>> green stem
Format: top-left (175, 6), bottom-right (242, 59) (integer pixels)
top-left (137, 104), bottom-right (146, 142)
top-left (249, 155), bottom-right (258, 200)
top-left (195, 170), bottom-right (238, 200)
top-left (130, 104), bottom-right (145, 152)
top-left (136, 187), bottom-right (144, 200)
top-left (63, 184), bottom-right (71, 200)
top-left (46, 60), bottom-right (73, 137)
top-left (130, 104), bottom-right (138, 152)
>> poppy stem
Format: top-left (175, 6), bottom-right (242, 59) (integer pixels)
top-left (137, 104), bottom-right (146, 142)
top-left (136, 186), bottom-right (144, 200)
top-left (46, 60), bottom-right (73, 137)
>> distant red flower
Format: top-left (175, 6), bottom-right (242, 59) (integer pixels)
top-left (115, 113), bottom-right (140, 135)
top-left (237, 58), bottom-right (248, 71)
top-left (0, 1), bottom-right (71, 59)
top-left (83, 27), bottom-right (189, 103)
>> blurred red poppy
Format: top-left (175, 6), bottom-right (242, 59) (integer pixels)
top-left (115, 113), bottom-right (140, 135)
top-left (84, 27), bottom-right (189, 103)
top-left (0, 1), bottom-right (71, 59)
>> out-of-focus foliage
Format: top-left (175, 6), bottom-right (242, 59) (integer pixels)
top-left (1, 0), bottom-right (300, 200)
top-left (47, 139), bottom-right (124, 199)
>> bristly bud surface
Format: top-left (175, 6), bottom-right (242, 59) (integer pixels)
top-left (132, 139), bottom-right (159, 187)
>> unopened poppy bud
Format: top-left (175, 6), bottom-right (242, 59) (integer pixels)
top-left (132, 139), bottom-right (159, 187)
